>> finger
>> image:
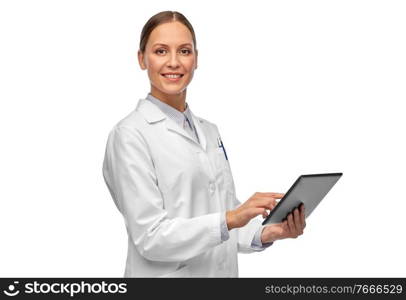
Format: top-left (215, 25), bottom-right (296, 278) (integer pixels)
top-left (267, 192), bottom-right (285, 199)
top-left (300, 205), bottom-right (306, 228)
top-left (300, 203), bottom-right (305, 214)
top-left (282, 220), bottom-right (289, 231)
top-left (253, 198), bottom-right (277, 210)
top-left (293, 208), bottom-right (302, 234)
top-left (262, 209), bottom-right (269, 218)
top-left (251, 208), bottom-right (267, 219)
top-left (256, 192), bottom-right (285, 199)
top-left (287, 213), bottom-right (295, 235)
top-left (254, 195), bottom-right (277, 202)
top-left (267, 198), bottom-right (278, 210)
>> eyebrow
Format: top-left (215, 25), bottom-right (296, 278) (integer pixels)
top-left (152, 43), bottom-right (193, 48)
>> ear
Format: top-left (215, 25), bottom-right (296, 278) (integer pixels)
top-left (195, 49), bottom-right (198, 70)
top-left (138, 50), bottom-right (147, 70)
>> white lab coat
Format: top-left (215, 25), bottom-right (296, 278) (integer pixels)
top-left (102, 98), bottom-right (265, 277)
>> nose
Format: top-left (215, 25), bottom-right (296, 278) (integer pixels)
top-left (166, 51), bottom-right (180, 69)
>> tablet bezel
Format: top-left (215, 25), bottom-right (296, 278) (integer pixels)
top-left (261, 173), bottom-right (343, 225)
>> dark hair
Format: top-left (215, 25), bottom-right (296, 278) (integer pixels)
top-left (139, 11), bottom-right (197, 53)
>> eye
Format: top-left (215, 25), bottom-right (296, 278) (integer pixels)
top-left (155, 49), bottom-right (167, 55)
top-left (179, 48), bottom-right (192, 55)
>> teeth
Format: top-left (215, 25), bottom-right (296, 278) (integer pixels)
top-left (164, 74), bottom-right (181, 78)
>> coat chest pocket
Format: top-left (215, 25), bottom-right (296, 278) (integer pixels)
top-left (211, 147), bottom-right (228, 170)
top-left (207, 147), bottom-right (232, 185)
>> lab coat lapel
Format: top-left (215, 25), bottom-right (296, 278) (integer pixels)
top-left (136, 98), bottom-right (207, 151)
top-left (164, 118), bottom-right (201, 147)
top-left (189, 110), bottom-right (207, 152)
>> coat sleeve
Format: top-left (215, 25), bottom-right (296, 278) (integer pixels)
top-left (102, 126), bottom-right (222, 262)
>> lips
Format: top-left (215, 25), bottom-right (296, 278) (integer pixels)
top-left (161, 73), bottom-right (184, 78)
top-left (161, 73), bottom-right (184, 82)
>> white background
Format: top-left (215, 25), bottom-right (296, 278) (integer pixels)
top-left (0, 0), bottom-right (405, 277)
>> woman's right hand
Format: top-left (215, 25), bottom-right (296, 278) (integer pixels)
top-left (226, 192), bottom-right (284, 230)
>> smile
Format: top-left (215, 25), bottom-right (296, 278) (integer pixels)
top-left (161, 73), bottom-right (184, 81)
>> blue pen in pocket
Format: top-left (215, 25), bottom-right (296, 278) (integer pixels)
top-left (217, 137), bottom-right (228, 160)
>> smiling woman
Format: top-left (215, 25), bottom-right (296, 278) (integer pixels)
top-left (137, 12), bottom-right (198, 111)
top-left (102, 10), bottom-right (305, 278)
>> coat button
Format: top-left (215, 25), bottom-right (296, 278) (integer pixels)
top-left (209, 182), bottom-right (215, 194)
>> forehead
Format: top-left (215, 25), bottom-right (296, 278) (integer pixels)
top-left (147, 21), bottom-right (193, 47)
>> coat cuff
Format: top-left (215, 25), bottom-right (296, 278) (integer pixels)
top-left (250, 225), bottom-right (274, 251)
top-left (220, 211), bottom-right (230, 242)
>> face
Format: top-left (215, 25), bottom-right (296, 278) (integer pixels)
top-left (138, 21), bottom-right (198, 98)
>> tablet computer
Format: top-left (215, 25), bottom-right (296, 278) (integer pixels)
top-left (262, 173), bottom-right (343, 225)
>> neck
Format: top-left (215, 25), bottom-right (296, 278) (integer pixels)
top-left (150, 87), bottom-right (187, 112)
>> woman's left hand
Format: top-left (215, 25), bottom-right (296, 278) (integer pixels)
top-left (261, 204), bottom-right (306, 243)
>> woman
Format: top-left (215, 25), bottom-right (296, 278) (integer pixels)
top-left (102, 11), bottom-right (306, 277)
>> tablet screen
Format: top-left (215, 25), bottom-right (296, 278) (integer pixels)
top-left (262, 173), bottom-right (342, 225)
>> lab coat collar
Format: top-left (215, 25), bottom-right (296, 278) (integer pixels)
top-left (136, 98), bottom-right (207, 152)
top-left (136, 98), bottom-right (166, 123)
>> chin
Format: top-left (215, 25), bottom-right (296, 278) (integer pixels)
top-left (159, 86), bottom-right (187, 95)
